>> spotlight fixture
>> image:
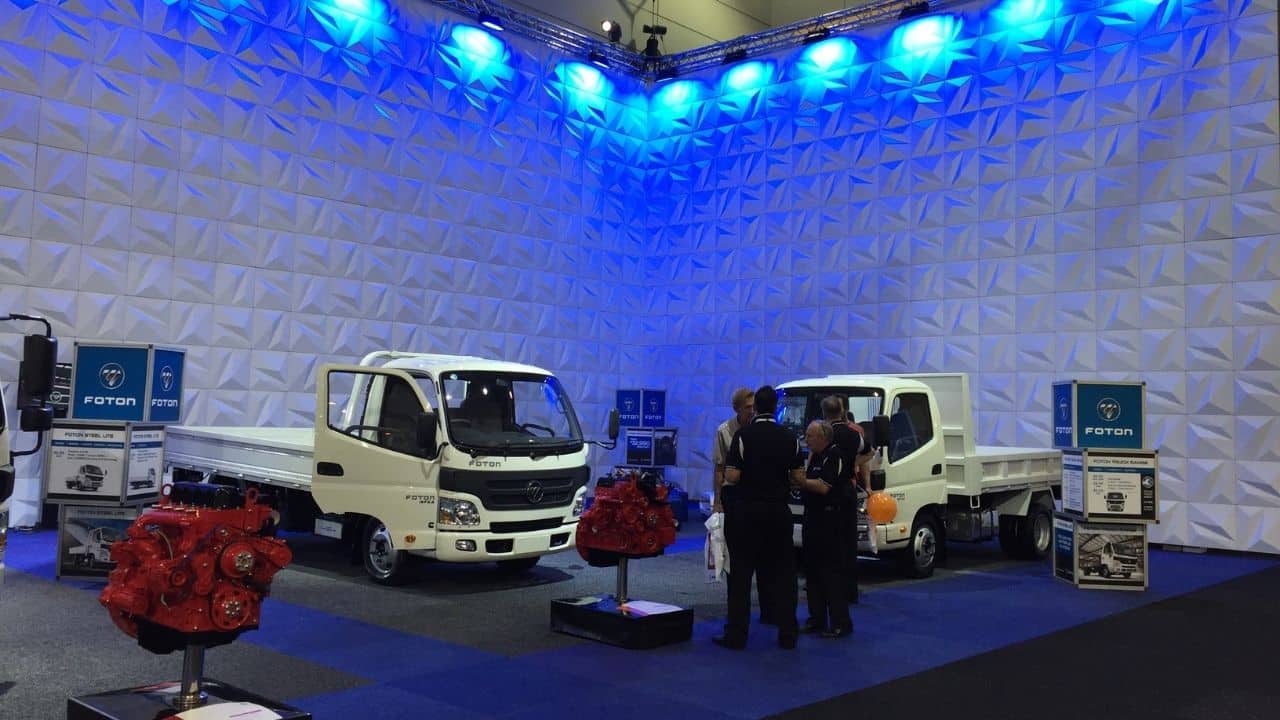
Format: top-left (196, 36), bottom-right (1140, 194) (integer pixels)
top-left (601, 19), bottom-right (622, 43)
top-left (588, 50), bottom-right (608, 68)
top-left (478, 11), bottom-right (504, 32)
top-left (803, 27), bottom-right (830, 44)
top-left (898, 1), bottom-right (930, 19)
top-left (642, 23), bottom-right (667, 59)
top-left (722, 47), bottom-right (747, 65)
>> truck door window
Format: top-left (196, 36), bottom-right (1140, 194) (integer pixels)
top-left (887, 392), bottom-right (934, 463)
top-left (377, 376), bottom-right (428, 457)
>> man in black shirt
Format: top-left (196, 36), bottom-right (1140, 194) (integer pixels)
top-left (717, 386), bottom-right (805, 650)
top-left (821, 395), bottom-right (869, 603)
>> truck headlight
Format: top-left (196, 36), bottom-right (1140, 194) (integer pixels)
top-left (571, 495), bottom-right (585, 517)
top-left (438, 498), bottom-right (480, 527)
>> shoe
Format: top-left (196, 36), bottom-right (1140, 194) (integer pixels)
top-left (778, 634), bottom-right (798, 650)
top-left (821, 625), bottom-right (853, 639)
top-left (713, 635), bottom-right (746, 650)
top-left (799, 620), bottom-right (825, 634)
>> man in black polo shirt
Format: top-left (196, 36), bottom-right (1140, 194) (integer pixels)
top-left (716, 385), bottom-right (804, 650)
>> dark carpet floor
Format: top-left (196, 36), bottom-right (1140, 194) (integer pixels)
top-left (769, 563), bottom-right (1280, 720)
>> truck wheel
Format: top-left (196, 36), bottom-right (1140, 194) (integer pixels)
top-left (899, 514), bottom-right (938, 578)
top-left (362, 518), bottom-right (413, 586)
top-left (1100, 566), bottom-right (1110, 578)
top-left (496, 557), bottom-right (540, 574)
top-left (1015, 503), bottom-right (1054, 560)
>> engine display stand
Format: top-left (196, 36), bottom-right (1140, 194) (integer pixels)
top-left (550, 557), bottom-right (693, 650)
top-left (68, 644), bottom-right (310, 719)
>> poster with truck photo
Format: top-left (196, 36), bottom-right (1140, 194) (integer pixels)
top-left (1075, 523), bottom-right (1148, 590)
top-left (45, 425), bottom-right (126, 503)
top-left (126, 427), bottom-right (165, 499)
top-left (57, 505), bottom-right (139, 580)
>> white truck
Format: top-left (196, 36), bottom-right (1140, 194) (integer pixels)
top-left (165, 351), bottom-right (618, 585)
top-left (1, 313), bottom-right (59, 586)
top-left (777, 373), bottom-right (1062, 578)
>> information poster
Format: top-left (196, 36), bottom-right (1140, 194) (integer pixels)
top-left (57, 505), bottom-right (139, 580)
top-left (653, 428), bottom-right (677, 466)
top-left (1062, 451), bottom-right (1084, 514)
top-left (126, 427), bottom-right (165, 498)
top-left (1085, 452), bottom-right (1157, 521)
top-left (625, 428), bottom-right (654, 466)
top-left (1053, 515), bottom-right (1075, 582)
top-left (1075, 522), bottom-right (1147, 590)
top-left (46, 426), bottom-right (126, 502)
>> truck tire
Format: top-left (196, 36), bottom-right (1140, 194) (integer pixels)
top-left (362, 518), bottom-right (413, 586)
top-left (496, 557), bottom-right (540, 574)
top-left (899, 513), bottom-right (939, 578)
top-left (1015, 502), bottom-right (1054, 560)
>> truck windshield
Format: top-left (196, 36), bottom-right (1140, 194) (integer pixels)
top-left (440, 371), bottom-right (584, 456)
top-left (776, 386), bottom-right (884, 441)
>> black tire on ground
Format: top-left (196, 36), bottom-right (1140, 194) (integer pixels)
top-left (998, 514), bottom-right (1021, 557)
top-left (899, 513), bottom-right (939, 578)
top-left (496, 556), bottom-right (540, 573)
top-left (1015, 502), bottom-right (1054, 560)
top-left (362, 517), bottom-right (414, 585)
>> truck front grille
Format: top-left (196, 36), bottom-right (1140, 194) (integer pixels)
top-left (439, 466), bottom-right (589, 511)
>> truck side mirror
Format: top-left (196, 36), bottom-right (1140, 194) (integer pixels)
top-left (19, 334), bottom-right (57, 405)
top-left (872, 414), bottom-right (890, 449)
top-left (417, 411), bottom-right (438, 456)
top-left (869, 468), bottom-right (886, 492)
top-left (20, 405), bottom-right (53, 433)
top-left (607, 408), bottom-right (620, 441)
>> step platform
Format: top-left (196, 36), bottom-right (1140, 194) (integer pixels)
top-left (550, 595), bottom-right (693, 649)
top-left (68, 679), bottom-right (310, 720)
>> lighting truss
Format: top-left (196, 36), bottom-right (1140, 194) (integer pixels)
top-left (426, 0), bottom-right (938, 83)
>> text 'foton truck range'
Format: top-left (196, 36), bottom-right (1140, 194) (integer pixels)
top-left (165, 352), bottom-right (617, 585)
top-left (777, 373), bottom-right (1063, 578)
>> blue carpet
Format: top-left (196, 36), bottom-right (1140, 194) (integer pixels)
top-left (6, 530), bottom-right (1274, 719)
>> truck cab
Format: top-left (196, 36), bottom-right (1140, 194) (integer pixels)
top-left (1100, 541), bottom-right (1139, 578)
top-left (314, 353), bottom-right (595, 583)
top-left (778, 373), bottom-right (1061, 578)
top-left (67, 464), bottom-right (107, 492)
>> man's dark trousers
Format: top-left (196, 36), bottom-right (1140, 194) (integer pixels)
top-left (723, 500), bottom-right (798, 643)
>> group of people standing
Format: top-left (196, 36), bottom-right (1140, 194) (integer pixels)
top-left (710, 386), bottom-right (871, 650)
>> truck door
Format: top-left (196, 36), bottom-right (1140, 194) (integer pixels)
top-left (882, 389), bottom-right (947, 499)
top-left (314, 366), bottom-right (440, 553)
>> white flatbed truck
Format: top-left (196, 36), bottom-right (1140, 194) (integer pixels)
top-left (778, 373), bottom-right (1062, 577)
top-left (165, 351), bottom-right (617, 585)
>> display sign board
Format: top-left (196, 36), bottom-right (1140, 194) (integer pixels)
top-left (653, 428), bottom-right (677, 466)
top-left (1053, 513), bottom-right (1148, 591)
top-left (1052, 380), bottom-right (1145, 450)
top-left (148, 348), bottom-right (185, 423)
top-left (56, 504), bottom-right (140, 580)
top-left (126, 427), bottom-right (165, 499)
top-left (615, 390), bottom-right (641, 428)
top-left (1061, 448), bottom-right (1158, 523)
top-left (625, 428), bottom-right (654, 466)
top-left (641, 389), bottom-right (666, 428)
top-left (71, 345), bottom-right (150, 422)
top-left (46, 425), bottom-right (127, 502)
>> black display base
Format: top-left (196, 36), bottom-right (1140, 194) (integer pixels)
top-left (68, 679), bottom-right (310, 720)
top-left (550, 595), bottom-right (693, 649)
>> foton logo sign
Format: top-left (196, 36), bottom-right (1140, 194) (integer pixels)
top-left (72, 345), bottom-right (149, 421)
top-left (1085, 398), bottom-right (1133, 437)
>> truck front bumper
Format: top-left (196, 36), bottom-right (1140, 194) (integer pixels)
top-left (431, 521), bottom-right (577, 563)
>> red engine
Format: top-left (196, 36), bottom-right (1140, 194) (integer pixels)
top-left (99, 483), bottom-right (292, 654)
top-left (576, 471), bottom-right (677, 567)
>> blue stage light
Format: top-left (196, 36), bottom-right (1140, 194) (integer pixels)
top-left (990, 0), bottom-right (1062, 28)
top-left (799, 37), bottom-right (857, 73)
top-left (450, 24), bottom-right (506, 61)
top-left (896, 15), bottom-right (960, 54)
top-left (724, 61), bottom-right (772, 92)
top-left (306, 0), bottom-right (397, 49)
top-left (563, 62), bottom-right (608, 94)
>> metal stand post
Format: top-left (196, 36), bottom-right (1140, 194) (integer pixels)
top-left (615, 557), bottom-right (629, 604)
top-left (173, 644), bottom-right (208, 711)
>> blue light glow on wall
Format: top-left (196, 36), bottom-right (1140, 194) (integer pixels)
top-left (307, 0), bottom-right (397, 50)
top-left (438, 24), bottom-right (516, 99)
top-left (798, 37), bottom-right (858, 73)
top-left (724, 61), bottom-right (773, 93)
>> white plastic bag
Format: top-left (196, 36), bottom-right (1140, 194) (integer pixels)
top-left (704, 512), bottom-right (729, 583)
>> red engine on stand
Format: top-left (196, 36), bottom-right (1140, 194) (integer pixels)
top-left (99, 482), bottom-right (292, 654)
top-left (576, 470), bottom-right (677, 567)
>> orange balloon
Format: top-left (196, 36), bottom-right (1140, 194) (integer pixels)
top-left (866, 492), bottom-right (898, 524)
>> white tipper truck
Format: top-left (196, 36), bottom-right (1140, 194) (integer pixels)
top-left (1, 313), bottom-right (59, 587)
top-left (164, 351), bottom-right (618, 585)
top-left (777, 373), bottom-right (1062, 578)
